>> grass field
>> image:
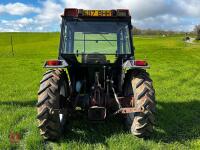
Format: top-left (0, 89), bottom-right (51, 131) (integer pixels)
top-left (0, 32), bottom-right (200, 149)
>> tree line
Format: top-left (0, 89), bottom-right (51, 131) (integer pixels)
top-left (132, 27), bottom-right (183, 36)
top-left (132, 25), bottom-right (200, 40)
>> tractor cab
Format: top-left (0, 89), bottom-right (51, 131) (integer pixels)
top-left (59, 9), bottom-right (134, 65)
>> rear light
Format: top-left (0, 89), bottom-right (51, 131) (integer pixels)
top-left (46, 60), bottom-right (62, 66)
top-left (64, 8), bottom-right (78, 17)
top-left (117, 9), bottom-right (130, 17)
top-left (134, 60), bottom-right (148, 66)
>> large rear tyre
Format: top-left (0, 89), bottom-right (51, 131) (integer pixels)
top-left (125, 70), bottom-right (156, 138)
top-left (36, 69), bottom-right (70, 140)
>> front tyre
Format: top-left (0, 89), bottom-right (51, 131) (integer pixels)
top-left (36, 69), bottom-right (69, 140)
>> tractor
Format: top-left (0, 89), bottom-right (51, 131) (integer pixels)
top-left (36, 8), bottom-right (156, 140)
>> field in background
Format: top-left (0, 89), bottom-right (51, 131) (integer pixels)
top-left (0, 33), bottom-right (200, 149)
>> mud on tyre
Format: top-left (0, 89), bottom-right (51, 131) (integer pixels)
top-left (124, 69), bottom-right (156, 138)
top-left (36, 69), bottom-right (70, 140)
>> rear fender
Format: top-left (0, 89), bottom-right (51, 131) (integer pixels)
top-left (122, 60), bottom-right (150, 70)
top-left (44, 59), bottom-right (68, 68)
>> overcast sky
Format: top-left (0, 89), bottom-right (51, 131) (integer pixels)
top-left (0, 0), bottom-right (200, 32)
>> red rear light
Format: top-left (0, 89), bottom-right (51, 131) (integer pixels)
top-left (64, 8), bottom-right (78, 17)
top-left (47, 60), bottom-right (62, 66)
top-left (117, 9), bottom-right (130, 17)
top-left (134, 60), bottom-right (148, 66)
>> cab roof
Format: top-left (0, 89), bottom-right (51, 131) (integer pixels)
top-left (61, 8), bottom-right (131, 22)
top-left (62, 8), bottom-right (131, 18)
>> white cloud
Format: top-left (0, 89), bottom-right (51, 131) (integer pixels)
top-left (0, 0), bottom-right (63, 32)
top-left (131, 0), bottom-right (168, 19)
top-left (16, 17), bottom-right (34, 25)
top-left (134, 15), bottom-right (198, 32)
top-left (0, 17), bottom-right (34, 31)
top-left (0, 2), bottom-right (40, 15)
top-left (171, 0), bottom-right (200, 18)
top-left (35, 0), bottom-right (62, 25)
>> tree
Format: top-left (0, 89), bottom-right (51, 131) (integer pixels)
top-left (132, 26), bottom-right (142, 35)
top-left (194, 25), bottom-right (200, 40)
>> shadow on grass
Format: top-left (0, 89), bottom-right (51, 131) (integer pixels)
top-left (1, 99), bottom-right (199, 145)
top-left (60, 100), bottom-right (200, 145)
top-left (152, 100), bottom-right (200, 143)
top-left (60, 112), bottom-right (126, 147)
top-left (0, 100), bottom-right (36, 107)
top-left (0, 100), bottom-right (126, 146)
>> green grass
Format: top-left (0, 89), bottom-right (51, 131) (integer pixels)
top-left (0, 33), bottom-right (200, 149)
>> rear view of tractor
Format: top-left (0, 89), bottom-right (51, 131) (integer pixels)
top-left (36, 8), bottom-right (156, 140)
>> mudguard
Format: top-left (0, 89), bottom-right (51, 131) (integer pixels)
top-left (44, 59), bottom-right (68, 68)
top-left (122, 60), bottom-right (150, 70)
